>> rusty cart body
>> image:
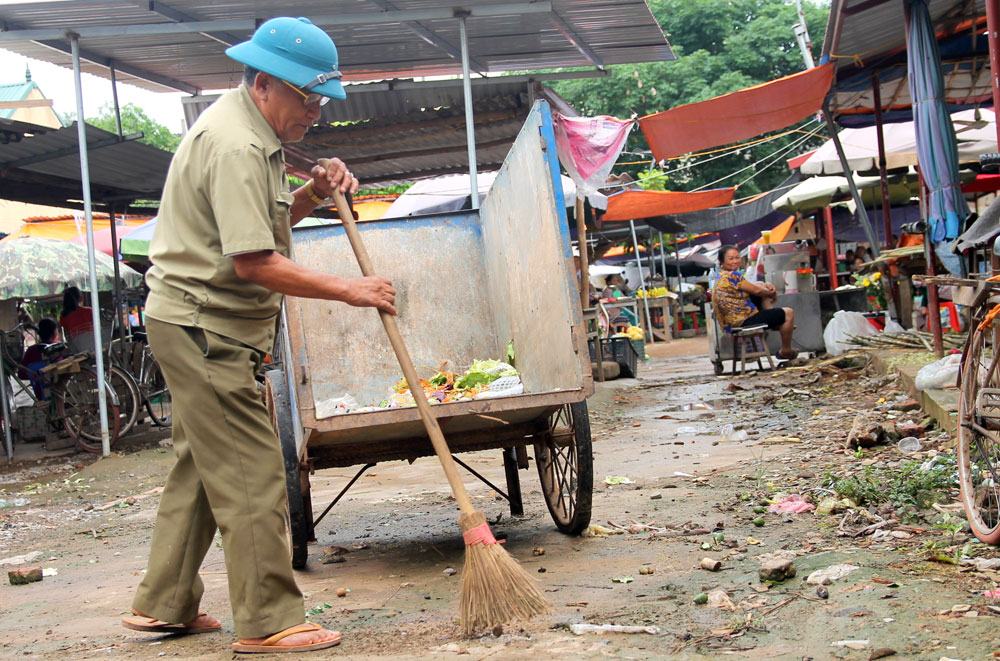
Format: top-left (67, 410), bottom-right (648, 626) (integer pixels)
top-left (266, 101), bottom-right (596, 568)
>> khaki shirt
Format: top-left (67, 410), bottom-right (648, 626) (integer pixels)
top-left (145, 85), bottom-right (293, 352)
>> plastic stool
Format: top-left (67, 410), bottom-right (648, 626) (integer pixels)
top-left (730, 325), bottom-right (774, 375)
top-left (676, 304), bottom-right (701, 334)
top-left (927, 301), bottom-right (962, 333)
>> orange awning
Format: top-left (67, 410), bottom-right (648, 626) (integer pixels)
top-left (751, 215), bottom-right (796, 246)
top-left (3, 217), bottom-right (148, 243)
top-left (601, 188), bottom-right (736, 222)
top-left (638, 63), bottom-right (834, 161)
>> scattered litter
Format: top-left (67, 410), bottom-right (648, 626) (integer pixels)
top-left (583, 524), bottom-right (621, 537)
top-left (676, 426), bottom-right (699, 434)
top-left (707, 589), bottom-right (736, 610)
top-left (612, 576), bottom-right (633, 584)
top-left (700, 558), bottom-right (722, 572)
top-left (693, 592), bottom-right (709, 605)
top-left (816, 496), bottom-right (858, 516)
top-left (897, 437), bottom-right (923, 454)
top-left (721, 424), bottom-right (748, 442)
top-left (816, 587), bottom-right (829, 599)
top-left (761, 436), bottom-right (802, 444)
top-left (961, 557), bottom-right (1000, 571)
top-left (673, 471), bottom-right (695, 478)
top-left (532, 548), bottom-right (545, 556)
top-left (41, 568), bottom-right (57, 577)
top-left (746, 537), bottom-right (761, 545)
top-left (869, 648), bottom-right (897, 659)
top-left (768, 494), bottom-right (815, 514)
top-left (0, 551), bottom-right (42, 567)
top-left (806, 564), bottom-right (860, 585)
top-left (604, 476), bottom-right (635, 485)
top-left (0, 498), bottom-right (29, 510)
top-left (443, 567), bottom-right (457, 576)
top-left (984, 590), bottom-right (1000, 598)
top-left (830, 640), bottom-right (869, 650)
top-left (569, 624), bottom-right (660, 635)
top-left (914, 353), bottom-right (961, 391)
top-left (639, 566), bottom-right (654, 575)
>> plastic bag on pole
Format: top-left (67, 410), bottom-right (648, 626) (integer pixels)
top-left (823, 310), bottom-right (878, 356)
top-left (553, 112), bottom-right (633, 198)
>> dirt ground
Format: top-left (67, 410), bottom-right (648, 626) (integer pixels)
top-left (2, 337), bottom-right (1000, 660)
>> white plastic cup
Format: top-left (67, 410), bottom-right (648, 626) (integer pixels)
top-left (897, 437), bottom-right (922, 454)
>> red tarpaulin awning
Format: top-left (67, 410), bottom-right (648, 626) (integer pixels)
top-left (638, 63), bottom-right (835, 161)
top-left (601, 187), bottom-right (736, 222)
top-left (962, 174), bottom-right (1000, 194)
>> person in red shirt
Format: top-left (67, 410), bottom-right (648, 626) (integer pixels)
top-left (59, 286), bottom-right (94, 348)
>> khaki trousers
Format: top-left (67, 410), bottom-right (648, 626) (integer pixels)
top-left (132, 318), bottom-right (303, 639)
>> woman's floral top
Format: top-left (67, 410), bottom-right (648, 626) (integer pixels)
top-left (712, 269), bottom-right (757, 332)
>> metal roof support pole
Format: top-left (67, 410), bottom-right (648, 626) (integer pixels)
top-left (629, 220), bottom-right (653, 343)
top-left (1, 343), bottom-right (12, 462)
top-left (987, 0), bottom-right (1000, 147)
top-left (71, 34), bottom-right (112, 457)
top-left (575, 198), bottom-right (588, 310)
top-left (109, 64), bottom-right (123, 137)
top-left (658, 231), bottom-right (667, 281)
top-left (458, 16), bottom-right (479, 210)
top-left (821, 104), bottom-right (881, 257)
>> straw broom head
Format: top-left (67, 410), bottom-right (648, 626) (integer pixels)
top-left (459, 510), bottom-right (549, 636)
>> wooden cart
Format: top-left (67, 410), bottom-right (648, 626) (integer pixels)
top-left (265, 102), bottom-right (596, 568)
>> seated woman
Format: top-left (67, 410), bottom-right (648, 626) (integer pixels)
top-left (712, 245), bottom-right (797, 360)
top-left (19, 317), bottom-right (58, 399)
top-left (59, 286), bottom-right (95, 353)
top-left (601, 274), bottom-right (637, 327)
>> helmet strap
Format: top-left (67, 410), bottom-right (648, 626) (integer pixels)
top-left (303, 70), bottom-right (342, 91)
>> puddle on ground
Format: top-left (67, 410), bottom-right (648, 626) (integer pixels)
top-left (662, 396), bottom-right (735, 412)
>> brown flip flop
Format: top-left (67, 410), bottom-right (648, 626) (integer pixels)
top-left (232, 622), bottom-right (341, 654)
top-left (122, 610), bottom-right (221, 634)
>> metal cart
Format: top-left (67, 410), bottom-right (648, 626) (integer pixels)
top-left (265, 102), bottom-right (596, 568)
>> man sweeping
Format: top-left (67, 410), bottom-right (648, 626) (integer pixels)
top-left (121, 17), bottom-right (396, 653)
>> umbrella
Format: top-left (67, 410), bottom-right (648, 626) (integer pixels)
top-left (772, 175), bottom-right (916, 212)
top-left (119, 218), bottom-right (157, 264)
top-left (0, 237), bottom-right (142, 300)
top-left (907, 0), bottom-right (968, 243)
top-left (384, 172), bottom-right (581, 218)
top-left (800, 108), bottom-right (997, 176)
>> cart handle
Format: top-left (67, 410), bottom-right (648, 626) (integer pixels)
top-left (320, 161), bottom-right (475, 517)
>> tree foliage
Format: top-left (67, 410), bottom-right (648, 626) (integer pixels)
top-left (551, 0), bottom-right (830, 197)
top-left (88, 102), bottom-right (181, 152)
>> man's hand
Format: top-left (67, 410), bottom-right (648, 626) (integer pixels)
top-left (343, 275), bottom-right (397, 315)
top-left (310, 158), bottom-right (359, 197)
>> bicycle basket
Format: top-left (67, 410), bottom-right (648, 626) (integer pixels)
top-left (2, 330), bottom-right (24, 361)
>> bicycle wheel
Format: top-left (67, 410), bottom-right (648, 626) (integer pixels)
top-left (55, 367), bottom-right (121, 454)
top-left (108, 365), bottom-right (141, 437)
top-left (141, 355), bottom-right (172, 427)
top-left (958, 318), bottom-right (1000, 544)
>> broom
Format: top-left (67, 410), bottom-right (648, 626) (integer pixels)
top-left (321, 166), bottom-right (549, 635)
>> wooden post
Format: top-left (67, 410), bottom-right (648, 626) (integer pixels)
top-left (575, 197), bottom-right (588, 311)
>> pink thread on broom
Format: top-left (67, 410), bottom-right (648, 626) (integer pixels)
top-left (463, 523), bottom-right (499, 546)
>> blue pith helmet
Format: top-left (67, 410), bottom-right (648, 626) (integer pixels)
top-left (226, 17), bottom-right (345, 100)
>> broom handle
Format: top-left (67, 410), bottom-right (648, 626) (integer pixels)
top-left (326, 184), bottom-right (476, 517)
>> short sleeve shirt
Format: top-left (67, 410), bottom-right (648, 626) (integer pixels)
top-left (144, 85), bottom-right (293, 353)
top-left (712, 269), bottom-right (757, 332)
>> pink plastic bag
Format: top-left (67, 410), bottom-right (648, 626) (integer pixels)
top-left (768, 494), bottom-right (816, 514)
top-left (553, 113), bottom-right (633, 198)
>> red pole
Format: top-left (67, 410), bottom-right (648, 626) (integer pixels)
top-left (987, 0), bottom-right (1000, 147)
top-left (824, 206), bottom-right (838, 289)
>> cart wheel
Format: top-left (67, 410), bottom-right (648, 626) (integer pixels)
top-left (713, 361), bottom-right (724, 376)
top-left (958, 322), bottom-right (1000, 544)
top-left (535, 401), bottom-right (593, 534)
top-left (265, 369), bottom-right (311, 568)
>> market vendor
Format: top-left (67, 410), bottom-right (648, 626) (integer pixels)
top-left (712, 245), bottom-right (797, 360)
top-left (122, 17), bottom-right (395, 655)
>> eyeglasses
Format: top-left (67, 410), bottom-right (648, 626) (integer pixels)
top-left (281, 79), bottom-right (330, 107)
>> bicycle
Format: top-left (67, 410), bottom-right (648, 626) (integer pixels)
top-left (1, 324), bottom-right (121, 453)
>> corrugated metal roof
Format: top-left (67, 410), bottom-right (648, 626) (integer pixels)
top-left (822, 0), bottom-right (989, 123)
top-left (0, 1), bottom-right (672, 94)
top-left (0, 81), bottom-right (37, 120)
top-left (184, 78), bottom-right (573, 186)
top-left (0, 123), bottom-right (173, 210)
top-left (0, 117), bottom-right (54, 144)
